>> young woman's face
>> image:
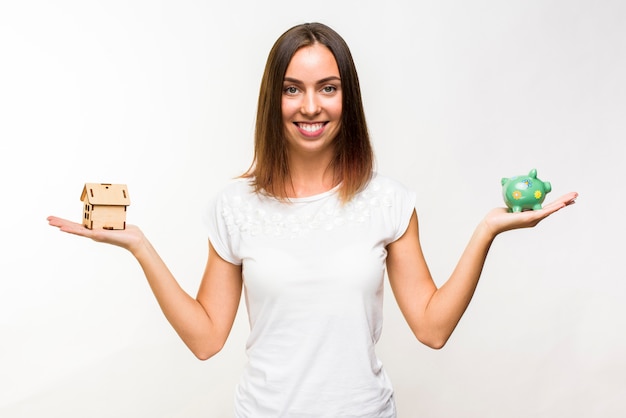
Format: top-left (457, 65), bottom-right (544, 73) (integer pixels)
top-left (282, 43), bottom-right (342, 159)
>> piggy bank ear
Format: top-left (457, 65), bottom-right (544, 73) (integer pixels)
top-left (501, 178), bottom-right (508, 186)
top-left (529, 168), bottom-right (538, 178)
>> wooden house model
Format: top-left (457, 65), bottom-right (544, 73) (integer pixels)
top-left (81, 183), bottom-right (130, 230)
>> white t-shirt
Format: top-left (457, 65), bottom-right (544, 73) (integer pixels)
top-left (206, 173), bottom-right (416, 418)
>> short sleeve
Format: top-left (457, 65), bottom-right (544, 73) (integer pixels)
top-left (373, 174), bottom-right (416, 245)
top-left (204, 184), bottom-right (243, 266)
top-left (390, 180), bottom-right (415, 242)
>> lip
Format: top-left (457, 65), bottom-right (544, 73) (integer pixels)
top-left (294, 122), bottom-right (328, 138)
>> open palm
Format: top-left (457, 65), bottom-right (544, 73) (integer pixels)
top-left (483, 192), bottom-right (578, 236)
top-left (47, 216), bottom-right (146, 253)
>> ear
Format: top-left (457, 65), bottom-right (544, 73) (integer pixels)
top-left (529, 168), bottom-right (537, 178)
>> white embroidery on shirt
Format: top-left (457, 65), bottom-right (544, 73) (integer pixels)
top-left (221, 179), bottom-right (396, 239)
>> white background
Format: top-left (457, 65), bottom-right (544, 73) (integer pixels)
top-left (1, 0), bottom-right (624, 416)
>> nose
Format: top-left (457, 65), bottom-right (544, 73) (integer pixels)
top-left (300, 91), bottom-right (321, 116)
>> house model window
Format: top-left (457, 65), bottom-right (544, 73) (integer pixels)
top-left (81, 183), bottom-right (130, 230)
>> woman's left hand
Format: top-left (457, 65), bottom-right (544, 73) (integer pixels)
top-left (482, 192), bottom-right (578, 237)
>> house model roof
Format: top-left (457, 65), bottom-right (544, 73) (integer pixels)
top-left (81, 183), bottom-right (130, 206)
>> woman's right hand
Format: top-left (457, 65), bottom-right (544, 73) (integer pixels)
top-left (47, 216), bottom-right (146, 254)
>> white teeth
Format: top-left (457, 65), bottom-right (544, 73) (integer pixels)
top-left (298, 123), bottom-right (324, 132)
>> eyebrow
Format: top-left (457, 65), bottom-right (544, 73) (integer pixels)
top-left (283, 76), bottom-right (341, 84)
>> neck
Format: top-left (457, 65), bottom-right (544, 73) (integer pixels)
top-left (285, 155), bottom-right (338, 198)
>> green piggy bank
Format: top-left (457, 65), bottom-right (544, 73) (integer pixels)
top-left (501, 169), bottom-right (552, 212)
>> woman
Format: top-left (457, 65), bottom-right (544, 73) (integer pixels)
top-left (48, 22), bottom-right (577, 417)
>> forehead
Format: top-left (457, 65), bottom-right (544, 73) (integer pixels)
top-left (285, 43), bottom-right (340, 79)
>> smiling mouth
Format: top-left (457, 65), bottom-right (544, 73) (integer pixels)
top-left (295, 122), bottom-right (327, 136)
top-left (296, 122), bottom-right (326, 132)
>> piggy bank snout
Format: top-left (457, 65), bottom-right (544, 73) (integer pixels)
top-left (544, 181), bottom-right (552, 193)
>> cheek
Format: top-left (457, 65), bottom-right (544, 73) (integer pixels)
top-left (329, 96), bottom-right (342, 120)
top-left (330, 105), bottom-right (342, 122)
top-left (281, 99), bottom-right (297, 121)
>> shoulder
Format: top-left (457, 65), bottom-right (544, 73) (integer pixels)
top-left (357, 173), bottom-right (416, 242)
top-left (209, 177), bottom-right (263, 208)
top-left (214, 177), bottom-right (255, 197)
top-left (359, 172), bottom-right (415, 203)
top-left (207, 177), bottom-right (258, 223)
top-left (366, 172), bottom-right (411, 192)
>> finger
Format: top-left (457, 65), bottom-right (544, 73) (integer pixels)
top-left (537, 192), bottom-right (577, 212)
top-left (48, 215), bottom-right (94, 237)
top-left (47, 215), bottom-right (64, 226)
top-left (48, 216), bottom-right (79, 229)
top-left (562, 192), bottom-right (579, 206)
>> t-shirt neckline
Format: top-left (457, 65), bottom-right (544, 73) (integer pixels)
top-left (284, 183), bottom-right (342, 203)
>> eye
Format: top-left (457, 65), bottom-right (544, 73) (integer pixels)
top-left (284, 86), bottom-right (299, 95)
top-left (321, 85), bottom-right (337, 94)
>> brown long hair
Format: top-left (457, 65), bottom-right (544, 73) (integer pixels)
top-left (243, 22), bottom-right (373, 203)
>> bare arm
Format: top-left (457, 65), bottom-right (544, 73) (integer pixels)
top-left (47, 216), bottom-right (242, 360)
top-left (386, 192), bottom-right (578, 349)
